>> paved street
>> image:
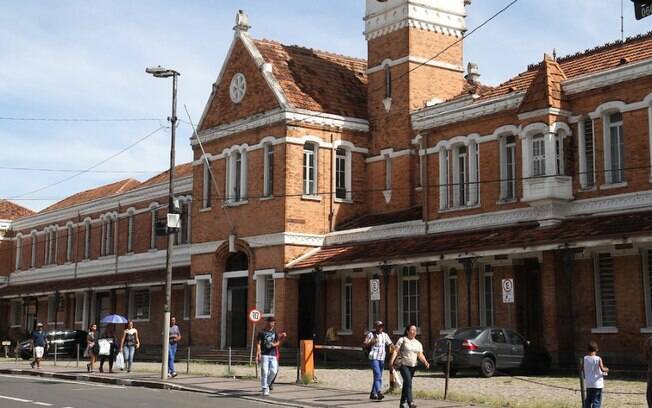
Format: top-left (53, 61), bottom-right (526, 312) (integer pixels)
top-left (0, 374), bottom-right (267, 408)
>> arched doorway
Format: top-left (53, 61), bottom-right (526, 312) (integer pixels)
top-left (223, 251), bottom-right (249, 348)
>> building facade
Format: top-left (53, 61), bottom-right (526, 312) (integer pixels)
top-left (2, 1), bottom-right (652, 366)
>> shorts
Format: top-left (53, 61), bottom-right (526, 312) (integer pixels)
top-left (34, 346), bottom-right (44, 359)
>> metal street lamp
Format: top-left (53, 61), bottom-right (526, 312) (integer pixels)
top-left (146, 65), bottom-right (180, 380)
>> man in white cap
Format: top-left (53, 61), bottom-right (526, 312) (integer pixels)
top-left (363, 320), bottom-right (393, 400)
top-left (30, 323), bottom-right (48, 369)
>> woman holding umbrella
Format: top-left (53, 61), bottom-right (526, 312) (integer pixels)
top-left (98, 314), bottom-right (128, 373)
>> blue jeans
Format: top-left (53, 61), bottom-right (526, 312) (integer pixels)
top-left (260, 355), bottom-right (278, 391)
top-left (168, 343), bottom-right (177, 374)
top-left (370, 359), bottom-right (384, 395)
top-left (400, 365), bottom-right (416, 404)
top-left (584, 388), bottom-right (602, 408)
top-left (123, 345), bottom-right (135, 371)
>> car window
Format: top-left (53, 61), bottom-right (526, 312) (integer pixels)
top-left (453, 328), bottom-right (484, 339)
top-left (507, 330), bottom-right (525, 346)
top-left (491, 329), bottom-right (507, 343)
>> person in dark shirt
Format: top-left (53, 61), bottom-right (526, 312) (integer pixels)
top-left (30, 323), bottom-right (48, 369)
top-left (256, 316), bottom-right (281, 396)
top-left (167, 316), bottom-right (181, 378)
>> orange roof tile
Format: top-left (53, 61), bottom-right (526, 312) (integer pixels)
top-left (40, 178), bottom-right (141, 213)
top-left (140, 162), bottom-right (193, 188)
top-left (518, 54), bottom-right (568, 113)
top-left (253, 39), bottom-right (368, 118)
top-left (0, 200), bottom-right (34, 220)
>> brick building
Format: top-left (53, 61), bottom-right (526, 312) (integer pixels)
top-left (2, 1), bottom-right (652, 366)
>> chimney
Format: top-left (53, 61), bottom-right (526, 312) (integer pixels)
top-left (234, 10), bottom-right (251, 32)
top-left (465, 62), bottom-right (481, 85)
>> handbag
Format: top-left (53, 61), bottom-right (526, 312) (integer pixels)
top-left (98, 339), bottom-right (111, 356)
top-left (392, 338), bottom-right (406, 369)
top-left (115, 352), bottom-right (125, 370)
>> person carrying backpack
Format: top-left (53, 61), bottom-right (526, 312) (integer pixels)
top-left (363, 321), bottom-right (393, 400)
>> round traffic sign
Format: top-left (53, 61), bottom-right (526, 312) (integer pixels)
top-left (248, 309), bottom-right (262, 323)
top-left (502, 279), bottom-right (513, 292)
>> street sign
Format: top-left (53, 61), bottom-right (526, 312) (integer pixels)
top-left (502, 279), bottom-right (514, 304)
top-left (633, 0), bottom-right (652, 20)
top-left (370, 279), bottom-right (381, 301)
top-left (248, 308), bottom-right (262, 323)
top-left (1, 341), bottom-right (10, 346)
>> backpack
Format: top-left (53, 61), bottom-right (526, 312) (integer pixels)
top-left (363, 333), bottom-right (377, 358)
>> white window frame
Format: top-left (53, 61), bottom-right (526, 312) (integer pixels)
top-left (176, 198), bottom-right (191, 245)
top-left (9, 299), bottom-right (23, 328)
top-left (479, 265), bottom-right (494, 327)
top-left (202, 159), bottom-right (212, 209)
top-left (263, 142), bottom-right (274, 197)
top-left (83, 220), bottom-right (91, 260)
top-left (15, 234), bottom-right (22, 271)
top-left (593, 253), bottom-right (618, 331)
top-left (149, 203), bottom-right (159, 250)
top-left (578, 118), bottom-right (596, 188)
top-left (397, 266), bottom-right (420, 332)
top-left (334, 146), bottom-right (352, 201)
top-left (66, 223), bottom-right (74, 263)
top-left (500, 134), bottom-right (517, 201)
top-left (226, 148), bottom-right (248, 204)
top-left (195, 276), bottom-right (212, 318)
top-left (603, 111), bottom-right (626, 185)
top-left (531, 134), bottom-right (546, 177)
top-left (303, 143), bottom-right (318, 197)
top-left (30, 231), bottom-right (37, 269)
top-left (128, 289), bottom-right (151, 322)
top-left (417, 141), bottom-right (425, 189)
top-left (126, 209), bottom-right (135, 253)
top-left (444, 269), bottom-right (459, 331)
top-left (439, 148), bottom-right (450, 209)
top-left (452, 145), bottom-right (468, 207)
top-left (642, 249), bottom-right (652, 329)
top-left (255, 270), bottom-right (276, 317)
top-left (341, 274), bottom-right (353, 332)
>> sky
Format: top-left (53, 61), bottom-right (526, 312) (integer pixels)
top-left (1, 0), bottom-right (650, 212)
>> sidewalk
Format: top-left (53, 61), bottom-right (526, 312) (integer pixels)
top-left (0, 360), bottom-right (473, 408)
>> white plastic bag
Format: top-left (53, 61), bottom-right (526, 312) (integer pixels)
top-left (98, 339), bottom-right (111, 356)
top-left (115, 352), bottom-right (125, 370)
top-left (392, 369), bottom-right (403, 389)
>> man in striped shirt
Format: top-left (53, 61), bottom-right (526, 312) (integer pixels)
top-left (364, 321), bottom-right (393, 400)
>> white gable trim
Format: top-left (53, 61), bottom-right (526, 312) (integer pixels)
top-left (563, 59), bottom-right (652, 95)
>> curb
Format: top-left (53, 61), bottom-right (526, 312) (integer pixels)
top-left (0, 368), bottom-right (303, 407)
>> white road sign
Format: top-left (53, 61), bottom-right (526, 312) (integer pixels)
top-left (370, 279), bottom-right (381, 301)
top-left (248, 309), bottom-right (262, 323)
top-left (502, 279), bottom-right (514, 304)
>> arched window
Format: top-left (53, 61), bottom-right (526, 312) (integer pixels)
top-left (225, 251), bottom-right (248, 272)
top-left (202, 159), bottom-right (212, 209)
top-left (384, 64), bottom-right (392, 99)
top-left (226, 148), bottom-right (248, 204)
top-left (83, 220), bottom-right (92, 260)
top-left (263, 142), bottom-right (274, 197)
top-left (127, 209), bottom-right (135, 253)
top-left (101, 214), bottom-right (115, 256)
top-left (335, 147), bottom-right (351, 201)
top-left (66, 224), bottom-right (74, 263)
top-left (150, 203), bottom-right (159, 250)
top-left (15, 234), bottom-right (23, 271)
top-left (303, 143), bottom-right (318, 196)
top-left (604, 111), bottom-right (625, 184)
top-left (30, 231), bottom-right (37, 268)
top-left (499, 134), bottom-right (517, 200)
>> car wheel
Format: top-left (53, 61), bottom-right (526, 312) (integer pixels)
top-left (480, 357), bottom-right (496, 378)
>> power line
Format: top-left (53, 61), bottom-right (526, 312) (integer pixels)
top-left (0, 116), bottom-right (164, 123)
top-left (0, 166), bottom-right (161, 174)
top-left (10, 126), bottom-right (167, 200)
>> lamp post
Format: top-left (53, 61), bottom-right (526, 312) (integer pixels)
top-left (146, 65), bottom-right (179, 380)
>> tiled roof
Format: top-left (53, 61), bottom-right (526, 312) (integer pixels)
top-left (518, 55), bottom-right (567, 113)
top-left (254, 39), bottom-right (368, 118)
top-left (40, 178), bottom-right (141, 213)
top-left (0, 200), bottom-right (34, 220)
top-left (290, 210), bottom-right (652, 270)
top-left (336, 206), bottom-right (423, 231)
top-left (0, 267), bottom-right (191, 297)
top-left (452, 30), bottom-right (652, 103)
top-left (139, 162), bottom-right (193, 188)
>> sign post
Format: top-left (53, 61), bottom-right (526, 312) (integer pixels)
top-left (369, 279), bottom-right (381, 301)
top-left (248, 309), bottom-right (262, 367)
top-left (632, 0), bottom-right (652, 20)
top-left (502, 279), bottom-right (515, 328)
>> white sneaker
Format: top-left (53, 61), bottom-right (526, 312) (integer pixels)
top-left (262, 389), bottom-right (270, 396)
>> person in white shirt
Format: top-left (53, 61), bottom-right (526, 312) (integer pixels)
top-left (390, 324), bottom-right (430, 408)
top-left (363, 321), bottom-right (393, 400)
top-left (583, 341), bottom-right (609, 408)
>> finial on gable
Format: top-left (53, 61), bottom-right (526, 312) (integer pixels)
top-left (234, 10), bottom-right (251, 32)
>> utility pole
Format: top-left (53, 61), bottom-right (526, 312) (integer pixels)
top-left (146, 66), bottom-right (180, 380)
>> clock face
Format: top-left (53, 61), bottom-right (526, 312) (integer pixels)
top-left (229, 73), bottom-right (247, 104)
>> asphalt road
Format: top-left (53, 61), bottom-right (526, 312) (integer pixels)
top-left (0, 374), bottom-right (269, 408)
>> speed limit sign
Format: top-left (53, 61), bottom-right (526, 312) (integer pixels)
top-left (248, 309), bottom-right (262, 323)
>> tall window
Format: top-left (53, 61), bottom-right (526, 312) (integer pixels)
top-left (84, 221), bottom-right (91, 260)
top-left (10, 300), bottom-right (23, 327)
top-left (102, 216), bottom-right (115, 256)
top-left (417, 142), bottom-right (425, 189)
top-left (129, 289), bottom-right (150, 321)
top-left (579, 119), bottom-right (596, 188)
top-left (256, 273), bottom-right (275, 315)
top-left (555, 135), bottom-right (564, 175)
top-left (532, 134), bottom-right (546, 177)
top-left (439, 149), bottom-right (449, 209)
top-left (66, 224), bottom-right (74, 262)
top-left (233, 151), bottom-right (242, 202)
top-left (15, 235), bottom-right (22, 271)
top-left (202, 160), bottom-right (212, 209)
top-left (384, 64), bottom-right (392, 99)
top-left (594, 253), bottom-right (617, 328)
top-left (606, 112), bottom-right (625, 184)
top-left (176, 201), bottom-right (190, 245)
top-left (30, 231), bottom-right (37, 268)
top-left (445, 269), bottom-right (459, 330)
top-left (303, 143), bottom-right (317, 195)
top-left (479, 265), bottom-right (494, 326)
top-left (74, 293), bottom-right (85, 323)
top-left (45, 227), bottom-right (57, 265)
top-left (226, 149), bottom-right (247, 203)
top-left (263, 143), bottom-right (274, 197)
top-left (643, 249), bottom-right (652, 328)
top-left (399, 266), bottom-right (419, 329)
top-left (127, 211), bottom-right (134, 253)
top-left (150, 205), bottom-right (158, 250)
top-left (335, 148), bottom-right (348, 200)
top-left (454, 146), bottom-right (468, 207)
top-left (196, 278), bottom-right (211, 317)
top-left (341, 276), bottom-right (353, 331)
top-left (385, 154), bottom-right (392, 191)
top-left (501, 135), bottom-right (517, 200)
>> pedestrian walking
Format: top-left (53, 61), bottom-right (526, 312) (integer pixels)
top-left (268, 329), bottom-right (287, 391)
top-left (390, 324), bottom-right (430, 408)
top-left (582, 341), bottom-right (609, 408)
top-left (363, 320), bottom-right (393, 401)
top-left (98, 326), bottom-right (118, 373)
top-left (29, 323), bottom-right (48, 369)
top-left (256, 316), bottom-right (281, 396)
top-left (646, 336), bottom-right (652, 407)
top-left (120, 320), bottom-right (140, 373)
top-left (168, 316), bottom-right (181, 378)
top-left (85, 323), bottom-right (98, 373)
